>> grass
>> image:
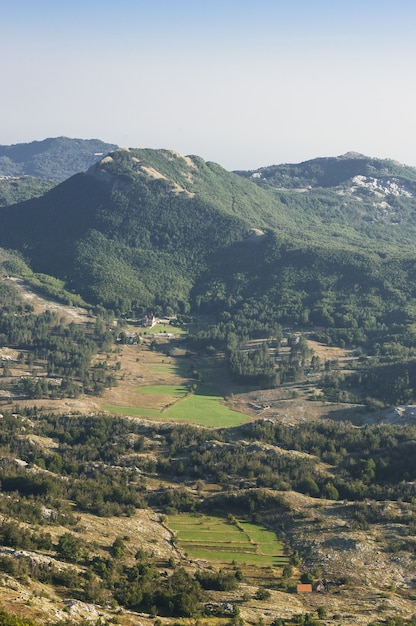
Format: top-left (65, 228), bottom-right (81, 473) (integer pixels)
top-left (238, 520), bottom-right (284, 555)
top-left (105, 383), bottom-right (249, 427)
top-left (145, 363), bottom-right (179, 375)
top-left (103, 406), bottom-right (163, 418)
top-left (169, 513), bottom-right (288, 567)
top-left (140, 323), bottom-right (187, 336)
top-left (173, 531), bottom-right (251, 543)
top-left (164, 388), bottom-right (247, 427)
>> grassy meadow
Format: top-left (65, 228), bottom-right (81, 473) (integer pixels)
top-left (105, 385), bottom-right (247, 426)
top-left (165, 384), bottom-right (247, 427)
top-left (134, 384), bottom-right (189, 397)
top-left (105, 363), bottom-right (248, 426)
top-left (141, 323), bottom-right (186, 336)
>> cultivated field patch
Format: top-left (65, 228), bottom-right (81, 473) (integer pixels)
top-left (168, 513), bottom-right (288, 568)
top-left (103, 405), bottom-right (163, 418)
top-left (144, 362), bottom-right (179, 376)
top-left (105, 386), bottom-right (248, 425)
top-left (140, 323), bottom-right (187, 336)
top-left (105, 369), bottom-right (248, 427)
top-left (165, 387), bottom-right (248, 426)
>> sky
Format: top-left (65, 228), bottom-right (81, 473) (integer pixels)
top-left (2, 0), bottom-right (416, 170)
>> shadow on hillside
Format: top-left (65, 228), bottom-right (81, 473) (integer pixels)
top-left (320, 404), bottom-right (374, 425)
top-left (193, 383), bottom-right (220, 397)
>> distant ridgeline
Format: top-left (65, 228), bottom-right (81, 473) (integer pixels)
top-left (0, 136), bottom-right (117, 181)
top-left (0, 137), bottom-right (118, 207)
top-left (1, 145), bottom-right (416, 402)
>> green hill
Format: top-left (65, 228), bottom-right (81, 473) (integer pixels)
top-left (0, 137), bottom-right (117, 181)
top-left (2, 145), bottom-right (416, 625)
top-left (235, 151), bottom-right (416, 189)
top-left (0, 148), bottom-right (268, 311)
top-left (1, 146), bottom-right (416, 349)
top-left (235, 153), bottom-right (416, 248)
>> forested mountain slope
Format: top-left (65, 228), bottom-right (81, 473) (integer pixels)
top-left (0, 176), bottom-right (55, 207)
top-left (236, 151), bottom-right (416, 189)
top-left (0, 137), bottom-right (117, 181)
top-left (1, 147), bottom-right (416, 334)
top-left (235, 153), bottom-right (416, 248)
top-left (0, 149), bottom-right (266, 311)
top-left (2, 147), bottom-right (416, 626)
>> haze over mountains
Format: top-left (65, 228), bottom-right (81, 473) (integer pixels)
top-left (0, 137), bottom-right (118, 208)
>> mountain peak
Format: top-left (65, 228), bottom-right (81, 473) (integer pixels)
top-left (337, 151), bottom-right (367, 159)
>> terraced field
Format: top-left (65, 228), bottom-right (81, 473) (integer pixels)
top-left (168, 513), bottom-right (288, 568)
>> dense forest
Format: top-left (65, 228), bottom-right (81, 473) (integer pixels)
top-left (0, 177), bottom-right (55, 208)
top-left (3, 148), bottom-right (416, 315)
top-left (0, 275), bottom-right (118, 399)
top-left (0, 137), bottom-right (117, 180)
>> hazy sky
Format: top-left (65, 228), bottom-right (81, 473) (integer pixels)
top-left (2, 0), bottom-right (416, 170)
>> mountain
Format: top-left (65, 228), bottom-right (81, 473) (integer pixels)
top-left (235, 152), bottom-right (416, 245)
top-left (0, 175), bottom-right (55, 207)
top-left (0, 136), bottom-right (118, 181)
top-left (2, 147), bottom-right (416, 363)
top-left (235, 151), bottom-right (416, 190)
top-left (0, 148), bottom-right (275, 311)
top-left (3, 147), bottom-right (416, 625)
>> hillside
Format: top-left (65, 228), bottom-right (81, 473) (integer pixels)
top-left (2, 404), bottom-right (416, 626)
top-left (2, 147), bottom-right (416, 314)
top-left (2, 147), bottom-right (416, 406)
top-left (0, 137), bottom-right (117, 181)
top-left (235, 152), bottom-right (416, 248)
top-left (0, 279), bottom-right (414, 626)
top-left (235, 151), bottom-right (416, 189)
top-left (0, 176), bottom-right (55, 208)
top-left (0, 148), bottom-right (287, 312)
top-left (1, 146), bottom-right (416, 626)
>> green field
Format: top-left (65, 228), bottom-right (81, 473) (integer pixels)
top-left (104, 406), bottom-right (163, 418)
top-left (106, 383), bottom-right (248, 427)
top-left (145, 363), bottom-right (179, 375)
top-left (165, 386), bottom-right (247, 427)
top-left (140, 324), bottom-right (187, 336)
top-left (168, 514), bottom-right (288, 567)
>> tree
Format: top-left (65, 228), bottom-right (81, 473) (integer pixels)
top-left (282, 564), bottom-right (293, 579)
top-left (57, 532), bottom-right (85, 563)
top-left (298, 477), bottom-right (320, 497)
top-left (322, 482), bottom-right (339, 500)
top-left (255, 587), bottom-right (271, 600)
top-left (110, 536), bottom-right (126, 559)
top-left (300, 572), bottom-right (314, 585)
top-left (292, 550), bottom-right (300, 565)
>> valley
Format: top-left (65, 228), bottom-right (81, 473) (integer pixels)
top-left (0, 283), bottom-right (415, 626)
top-left (1, 141), bottom-right (416, 626)
top-left (0, 278), bottom-right (363, 426)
